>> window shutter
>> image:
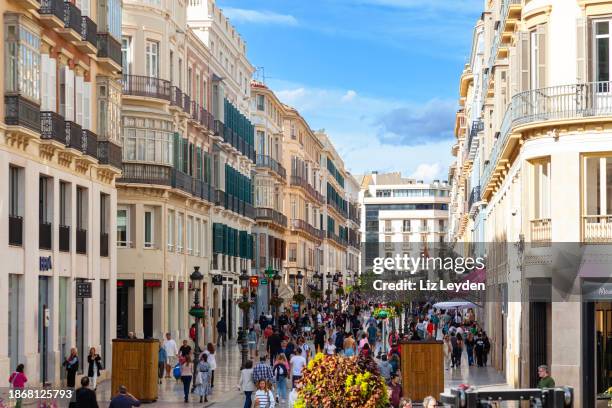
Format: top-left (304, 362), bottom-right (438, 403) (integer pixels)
top-left (83, 82), bottom-right (91, 129)
top-left (576, 17), bottom-right (587, 83)
top-left (537, 24), bottom-right (547, 89)
top-left (65, 67), bottom-right (75, 121)
top-left (41, 54), bottom-right (49, 111)
top-left (49, 57), bottom-right (56, 112)
top-left (509, 46), bottom-right (519, 98)
top-left (519, 31), bottom-right (530, 92)
top-left (173, 133), bottom-right (180, 168)
top-left (75, 75), bottom-right (83, 126)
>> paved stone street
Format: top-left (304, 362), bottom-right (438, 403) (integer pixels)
top-left (88, 339), bottom-right (509, 407)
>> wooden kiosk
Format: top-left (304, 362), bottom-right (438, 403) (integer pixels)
top-left (111, 339), bottom-right (159, 402)
top-left (399, 340), bottom-right (444, 402)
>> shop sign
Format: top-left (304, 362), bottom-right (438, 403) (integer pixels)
top-left (583, 281), bottom-right (612, 300)
top-left (76, 282), bottom-right (92, 298)
top-left (260, 278), bottom-right (268, 285)
top-left (144, 280), bottom-right (161, 288)
top-left (212, 274), bottom-right (223, 285)
top-left (39, 256), bottom-right (52, 272)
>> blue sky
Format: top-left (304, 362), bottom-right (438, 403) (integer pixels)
top-left (218, 0), bottom-right (482, 180)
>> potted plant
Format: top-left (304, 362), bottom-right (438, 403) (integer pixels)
top-left (293, 293), bottom-right (306, 304)
top-left (269, 296), bottom-right (284, 307)
top-left (238, 300), bottom-right (252, 311)
top-left (336, 287), bottom-right (345, 296)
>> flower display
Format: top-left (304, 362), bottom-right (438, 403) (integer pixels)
top-left (295, 352), bottom-right (389, 408)
top-left (373, 306), bottom-right (397, 319)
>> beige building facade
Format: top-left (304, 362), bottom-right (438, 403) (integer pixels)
top-left (450, 0), bottom-right (612, 405)
top-left (0, 0), bottom-right (122, 386)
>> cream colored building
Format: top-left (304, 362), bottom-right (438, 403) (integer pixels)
top-left (0, 0), bottom-right (122, 386)
top-left (450, 0), bottom-right (612, 404)
top-left (250, 81), bottom-right (289, 315)
top-left (116, 0), bottom-right (254, 345)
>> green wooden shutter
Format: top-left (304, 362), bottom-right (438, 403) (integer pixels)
top-left (173, 133), bottom-right (180, 169)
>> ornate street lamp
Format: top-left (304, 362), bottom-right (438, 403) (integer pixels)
top-left (296, 270), bottom-right (304, 319)
top-left (188, 266), bottom-right (204, 354)
top-left (326, 272), bottom-right (333, 302)
top-left (239, 269), bottom-right (250, 368)
top-left (272, 269), bottom-right (281, 325)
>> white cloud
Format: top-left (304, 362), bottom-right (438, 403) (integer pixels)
top-left (267, 79), bottom-right (454, 178)
top-left (223, 8), bottom-right (298, 26)
top-left (410, 163), bottom-right (442, 181)
top-left (341, 90), bottom-right (357, 102)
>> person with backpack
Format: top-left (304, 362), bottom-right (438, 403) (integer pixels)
top-left (273, 354), bottom-right (289, 403)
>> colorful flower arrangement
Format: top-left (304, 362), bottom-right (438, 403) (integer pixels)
top-left (373, 306), bottom-right (397, 320)
top-left (294, 353), bottom-right (389, 408)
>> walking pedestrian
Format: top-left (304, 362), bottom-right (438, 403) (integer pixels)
top-left (87, 347), bottom-right (102, 390)
top-left (452, 333), bottom-right (464, 368)
top-left (202, 343), bottom-right (217, 388)
top-left (216, 316), bottom-right (227, 347)
top-left (378, 355), bottom-right (392, 382)
top-left (238, 360), bottom-right (256, 408)
top-left (254, 379), bottom-right (275, 408)
top-left (157, 340), bottom-right (167, 384)
top-left (465, 333), bottom-right (475, 366)
top-left (290, 348), bottom-right (306, 389)
top-left (193, 353), bottom-right (211, 403)
top-left (253, 356), bottom-right (274, 383)
top-left (75, 376), bottom-right (98, 408)
top-left (63, 348), bottom-right (79, 388)
top-left (8, 364), bottom-right (27, 408)
top-left (179, 339), bottom-right (191, 357)
top-left (324, 337), bottom-right (336, 355)
top-left (179, 354), bottom-right (193, 403)
top-left (109, 385), bottom-right (141, 408)
top-left (389, 374), bottom-right (403, 408)
top-left (537, 365), bottom-right (555, 388)
top-left (273, 354), bottom-right (289, 402)
top-left (313, 325), bottom-right (326, 354)
top-left (162, 333), bottom-right (178, 378)
top-left (474, 334), bottom-right (485, 367)
top-left (482, 332), bottom-right (491, 366)
top-left (267, 329), bottom-right (282, 366)
top-left (247, 327), bottom-right (257, 360)
top-left (443, 335), bottom-right (453, 370)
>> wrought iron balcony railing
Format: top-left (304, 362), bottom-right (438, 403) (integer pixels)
top-left (97, 140), bottom-right (122, 170)
top-left (81, 16), bottom-right (97, 47)
top-left (122, 74), bottom-right (171, 101)
top-left (256, 154), bottom-right (287, 180)
top-left (255, 207), bottom-right (288, 228)
top-left (5, 95), bottom-right (40, 132)
top-left (97, 33), bottom-right (122, 68)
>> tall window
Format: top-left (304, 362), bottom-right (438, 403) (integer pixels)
top-left (76, 187), bottom-right (87, 231)
top-left (167, 210), bottom-right (174, 251)
top-left (256, 94), bottom-right (264, 111)
top-left (177, 213), bottom-right (184, 252)
top-left (169, 50), bottom-right (173, 85)
top-left (97, 78), bottom-right (122, 143)
top-left (117, 208), bottom-right (129, 247)
top-left (403, 220), bottom-right (411, 232)
top-left (5, 15), bottom-right (41, 101)
top-left (121, 37), bottom-right (131, 75)
top-left (186, 216), bottom-right (193, 255)
top-left (122, 116), bottom-right (173, 164)
top-left (59, 181), bottom-right (69, 226)
top-left (595, 20), bottom-right (612, 84)
top-left (532, 160), bottom-right (551, 220)
top-left (288, 243), bottom-right (297, 262)
top-left (144, 209), bottom-right (154, 248)
top-left (41, 54), bottom-right (57, 112)
top-left (145, 40), bottom-right (159, 78)
top-left (257, 130), bottom-right (265, 155)
top-left (195, 220), bottom-right (200, 256)
top-left (39, 176), bottom-right (51, 224)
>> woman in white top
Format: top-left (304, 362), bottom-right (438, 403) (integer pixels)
top-left (254, 379), bottom-right (275, 408)
top-left (238, 360), bottom-right (256, 408)
top-left (202, 343), bottom-right (217, 388)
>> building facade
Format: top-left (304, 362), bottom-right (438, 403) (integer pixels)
top-left (449, 0), bottom-right (612, 405)
top-left (358, 173), bottom-right (450, 274)
top-left (250, 81), bottom-right (288, 316)
top-left (1, 0), bottom-right (122, 386)
top-left (116, 0), bottom-right (255, 346)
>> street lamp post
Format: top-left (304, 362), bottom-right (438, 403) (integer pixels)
top-left (296, 270), bottom-right (303, 322)
top-left (239, 269), bottom-right (250, 368)
top-left (189, 266), bottom-right (204, 354)
top-left (272, 270), bottom-right (281, 326)
top-left (326, 272), bottom-right (332, 304)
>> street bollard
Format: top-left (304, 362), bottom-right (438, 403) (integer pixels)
top-left (439, 387), bottom-right (574, 408)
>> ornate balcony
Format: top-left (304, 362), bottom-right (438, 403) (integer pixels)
top-left (118, 163), bottom-right (172, 186)
top-left (122, 74), bottom-right (171, 101)
top-left (483, 82), bottom-right (612, 200)
top-left (65, 121), bottom-right (82, 151)
top-left (583, 215), bottom-right (612, 243)
top-left (81, 129), bottom-right (97, 159)
top-left (326, 230), bottom-right (347, 247)
top-left (256, 154), bottom-right (286, 180)
top-left (290, 175), bottom-right (324, 203)
top-left (58, 1), bottom-right (81, 42)
top-left (97, 140), bottom-right (122, 170)
top-left (291, 219), bottom-right (324, 240)
top-left (530, 218), bottom-right (551, 247)
top-left (327, 197), bottom-right (348, 219)
top-left (5, 95), bottom-right (40, 133)
top-left (77, 16), bottom-right (97, 54)
top-left (172, 169), bottom-right (193, 195)
top-left (40, 111), bottom-right (66, 144)
top-left (39, 0), bottom-right (64, 29)
top-left (255, 207), bottom-right (288, 228)
top-left (97, 33), bottom-right (122, 72)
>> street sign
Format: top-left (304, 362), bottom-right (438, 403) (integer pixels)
top-left (249, 276), bottom-right (259, 287)
top-left (265, 267), bottom-right (276, 279)
top-left (76, 282), bottom-right (92, 298)
top-left (260, 278), bottom-right (268, 285)
top-left (212, 274), bottom-right (223, 285)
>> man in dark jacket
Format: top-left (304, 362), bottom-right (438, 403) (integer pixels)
top-left (75, 377), bottom-right (98, 408)
top-left (109, 386), bottom-right (140, 408)
top-left (216, 317), bottom-right (227, 346)
top-left (267, 329), bottom-right (282, 365)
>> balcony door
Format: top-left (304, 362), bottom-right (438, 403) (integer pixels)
top-left (583, 156), bottom-right (612, 242)
top-left (594, 20), bottom-right (612, 111)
